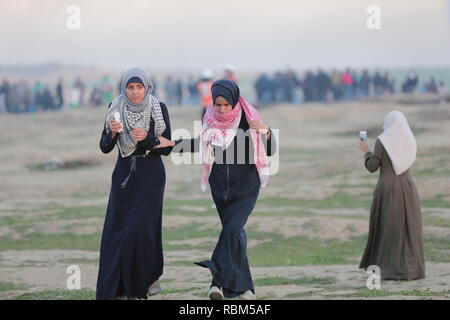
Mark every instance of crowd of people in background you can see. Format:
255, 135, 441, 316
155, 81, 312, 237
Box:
0, 66, 448, 114
0, 75, 116, 113
254, 69, 449, 105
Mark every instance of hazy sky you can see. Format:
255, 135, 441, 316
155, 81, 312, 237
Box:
1, 0, 450, 71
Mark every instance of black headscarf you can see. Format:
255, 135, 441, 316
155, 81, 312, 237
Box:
211, 79, 240, 108
126, 76, 145, 87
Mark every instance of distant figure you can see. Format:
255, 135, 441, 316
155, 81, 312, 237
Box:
351, 70, 360, 100
223, 64, 238, 83
402, 70, 419, 93
175, 78, 183, 106
164, 76, 177, 106
101, 75, 114, 105
254, 73, 272, 105
33, 81, 44, 111
359, 70, 371, 99
330, 69, 343, 101
358, 111, 425, 280
69, 84, 81, 110
284, 70, 300, 103
0, 79, 10, 112
0, 87, 5, 113
373, 71, 384, 96
187, 75, 199, 106
74, 78, 86, 107
341, 69, 353, 101
383, 72, 395, 94
197, 69, 214, 119
425, 77, 438, 93
90, 86, 103, 107
316, 68, 330, 102
437, 81, 449, 103
56, 78, 64, 109
302, 71, 317, 102
41, 86, 55, 111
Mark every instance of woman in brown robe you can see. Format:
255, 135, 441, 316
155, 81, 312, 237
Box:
358, 110, 425, 280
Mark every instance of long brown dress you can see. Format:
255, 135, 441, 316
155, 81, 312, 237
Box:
359, 139, 425, 280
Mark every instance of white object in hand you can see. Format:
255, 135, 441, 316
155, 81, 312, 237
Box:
359, 131, 367, 141
113, 112, 123, 133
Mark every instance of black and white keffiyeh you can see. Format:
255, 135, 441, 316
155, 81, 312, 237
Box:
105, 68, 166, 157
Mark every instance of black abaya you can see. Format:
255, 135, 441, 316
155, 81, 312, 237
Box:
96, 102, 172, 300
174, 111, 276, 298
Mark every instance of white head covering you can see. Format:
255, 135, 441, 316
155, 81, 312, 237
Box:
378, 110, 417, 175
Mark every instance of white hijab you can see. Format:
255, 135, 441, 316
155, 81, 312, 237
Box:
378, 111, 417, 175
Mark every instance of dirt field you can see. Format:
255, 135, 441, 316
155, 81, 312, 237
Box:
1, 98, 449, 300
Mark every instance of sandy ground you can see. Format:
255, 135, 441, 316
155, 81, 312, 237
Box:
1, 249, 449, 300
0, 97, 449, 299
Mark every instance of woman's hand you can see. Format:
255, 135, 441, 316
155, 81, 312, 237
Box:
359, 140, 371, 153
154, 136, 175, 149
249, 120, 269, 133
109, 119, 123, 134
132, 127, 148, 142
249, 120, 271, 139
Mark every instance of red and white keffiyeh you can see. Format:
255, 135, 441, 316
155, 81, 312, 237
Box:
199, 96, 270, 191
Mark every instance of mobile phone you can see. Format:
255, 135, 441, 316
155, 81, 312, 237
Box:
113, 112, 123, 133
359, 131, 367, 141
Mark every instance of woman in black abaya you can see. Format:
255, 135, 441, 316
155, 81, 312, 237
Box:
96, 68, 172, 300
155, 79, 276, 300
